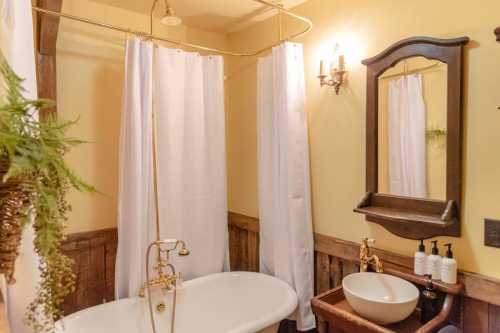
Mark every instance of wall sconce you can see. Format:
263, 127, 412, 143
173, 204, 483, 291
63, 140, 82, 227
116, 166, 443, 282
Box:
317, 45, 347, 95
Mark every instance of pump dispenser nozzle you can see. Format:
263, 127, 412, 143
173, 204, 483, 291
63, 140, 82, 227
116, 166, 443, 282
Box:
431, 240, 439, 255
444, 243, 453, 258
419, 239, 425, 252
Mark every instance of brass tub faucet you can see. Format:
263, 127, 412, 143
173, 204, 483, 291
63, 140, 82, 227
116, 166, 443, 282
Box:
141, 239, 190, 333
360, 238, 383, 273
139, 239, 190, 298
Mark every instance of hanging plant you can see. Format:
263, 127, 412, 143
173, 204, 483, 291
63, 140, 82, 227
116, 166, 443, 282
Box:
0, 51, 95, 332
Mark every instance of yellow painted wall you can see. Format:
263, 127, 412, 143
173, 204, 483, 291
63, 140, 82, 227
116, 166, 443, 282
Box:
58, 0, 227, 233
226, 0, 500, 279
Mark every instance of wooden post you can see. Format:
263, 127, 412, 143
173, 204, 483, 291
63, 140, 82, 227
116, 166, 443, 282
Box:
35, 0, 63, 117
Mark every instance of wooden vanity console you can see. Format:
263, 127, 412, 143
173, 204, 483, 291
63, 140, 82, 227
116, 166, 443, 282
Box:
311, 266, 463, 333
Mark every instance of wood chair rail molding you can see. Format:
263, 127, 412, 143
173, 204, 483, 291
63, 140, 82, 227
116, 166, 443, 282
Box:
356, 36, 470, 240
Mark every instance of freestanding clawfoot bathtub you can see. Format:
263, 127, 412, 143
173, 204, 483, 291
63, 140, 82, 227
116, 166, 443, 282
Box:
55, 272, 298, 333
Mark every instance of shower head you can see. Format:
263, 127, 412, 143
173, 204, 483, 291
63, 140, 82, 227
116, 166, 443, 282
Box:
161, 15, 182, 27
160, 1, 182, 26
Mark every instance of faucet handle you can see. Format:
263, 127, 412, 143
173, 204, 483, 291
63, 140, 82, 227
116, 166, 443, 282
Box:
362, 237, 375, 245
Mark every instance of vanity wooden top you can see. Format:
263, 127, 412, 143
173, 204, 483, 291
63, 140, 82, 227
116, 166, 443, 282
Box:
312, 263, 463, 333
313, 287, 424, 333
312, 285, 458, 333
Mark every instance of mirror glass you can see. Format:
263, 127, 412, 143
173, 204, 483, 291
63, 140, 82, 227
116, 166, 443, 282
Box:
377, 56, 447, 200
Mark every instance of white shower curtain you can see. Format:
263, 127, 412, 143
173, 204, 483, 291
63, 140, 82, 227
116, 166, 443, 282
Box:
388, 74, 427, 198
115, 39, 155, 298
154, 47, 228, 280
257, 43, 315, 331
116, 39, 227, 298
0, 1, 41, 332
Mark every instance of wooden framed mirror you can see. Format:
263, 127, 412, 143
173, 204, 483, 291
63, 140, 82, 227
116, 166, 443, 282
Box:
354, 36, 469, 240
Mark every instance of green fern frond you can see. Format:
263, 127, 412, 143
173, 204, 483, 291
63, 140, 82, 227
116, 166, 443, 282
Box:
0, 50, 95, 332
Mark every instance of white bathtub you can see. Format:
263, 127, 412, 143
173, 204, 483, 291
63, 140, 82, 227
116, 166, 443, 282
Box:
56, 272, 298, 333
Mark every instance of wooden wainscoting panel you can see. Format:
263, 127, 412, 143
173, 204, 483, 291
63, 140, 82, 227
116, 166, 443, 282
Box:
61, 228, 117, 315
461, 271, 500, 306
314, 233, 359, 263
463, 297, 490, 333
59, 213, 500, 333
247, 230, 259, 272
229, 224, 241, 270
239, 227, 249, 271
340, 260, 359, 279
228, 211, 260, 233
489, 304, 500, 333
228, 212, 260, 272
228, 212, 500, 333
329, 257, 343, 288
105, 239, 117, 302
316, 252, 331, 295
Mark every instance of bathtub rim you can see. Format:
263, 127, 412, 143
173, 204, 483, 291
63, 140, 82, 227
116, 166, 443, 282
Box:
56, 271, 298, 333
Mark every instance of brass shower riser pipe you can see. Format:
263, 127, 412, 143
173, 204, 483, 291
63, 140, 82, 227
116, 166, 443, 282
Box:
32, 0, 312, 57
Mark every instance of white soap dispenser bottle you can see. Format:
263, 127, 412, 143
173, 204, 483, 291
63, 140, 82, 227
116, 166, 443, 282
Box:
427, 240, 442, 280
441, 243, 457, 284
414, 239, 427, 275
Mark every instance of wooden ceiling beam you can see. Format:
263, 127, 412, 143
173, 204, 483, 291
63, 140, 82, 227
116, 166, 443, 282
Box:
35, 0, 63, 116
36, 0, 63, 56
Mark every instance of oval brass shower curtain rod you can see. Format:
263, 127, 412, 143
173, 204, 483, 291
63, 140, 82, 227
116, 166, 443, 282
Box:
31, 0, 313, 57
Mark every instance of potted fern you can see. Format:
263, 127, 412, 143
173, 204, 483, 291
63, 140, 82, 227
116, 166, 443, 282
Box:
0, 51, 95, 332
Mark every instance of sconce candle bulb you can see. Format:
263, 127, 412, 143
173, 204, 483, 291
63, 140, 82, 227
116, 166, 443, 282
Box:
319, 60, 326, 76
338, 55, 345, 71
317, 46, 347, 95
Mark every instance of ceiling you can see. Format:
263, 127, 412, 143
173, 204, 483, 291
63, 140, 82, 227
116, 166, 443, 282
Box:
89, 0, 307, 33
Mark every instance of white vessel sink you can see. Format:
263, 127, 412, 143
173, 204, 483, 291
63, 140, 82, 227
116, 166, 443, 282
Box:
342, 272, 419, 325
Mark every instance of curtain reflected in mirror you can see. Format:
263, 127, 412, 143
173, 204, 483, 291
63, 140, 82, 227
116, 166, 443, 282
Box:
378, 57, 447, 200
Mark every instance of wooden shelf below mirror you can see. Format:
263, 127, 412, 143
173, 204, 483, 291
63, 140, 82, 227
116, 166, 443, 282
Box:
354, 193, 458, 240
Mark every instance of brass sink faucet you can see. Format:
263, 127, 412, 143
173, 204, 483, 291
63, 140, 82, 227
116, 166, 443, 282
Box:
360, 238, 383, 273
